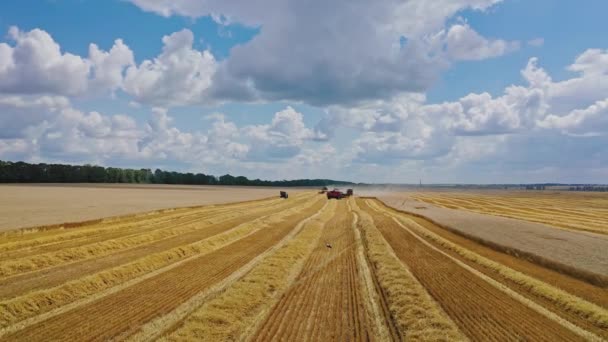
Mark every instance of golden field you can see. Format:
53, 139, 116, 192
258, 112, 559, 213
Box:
0, 190, 606, 341
0, 184, 298, 232
412, 190, 608, 234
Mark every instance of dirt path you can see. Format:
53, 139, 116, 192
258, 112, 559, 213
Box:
359, 199, 583, 342
251, 200, 390, 341
0, 199, 325, 341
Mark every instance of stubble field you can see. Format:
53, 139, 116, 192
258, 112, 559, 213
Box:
411, 190, 608, 235
0, 190, 606, 341
0, 184, 293, 232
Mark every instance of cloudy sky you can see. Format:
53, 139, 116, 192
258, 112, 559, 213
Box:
0, 0, 606, 183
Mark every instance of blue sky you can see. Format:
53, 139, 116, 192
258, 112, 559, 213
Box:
0, 0, 607, 183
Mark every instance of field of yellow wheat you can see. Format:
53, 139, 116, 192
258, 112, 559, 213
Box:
0, 191, 606, 341
412, 191, 608, 234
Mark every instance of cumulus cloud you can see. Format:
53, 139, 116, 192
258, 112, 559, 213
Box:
123, 29, 217, 106
0, 94, 70, 139
89, 39, 135, 92
445, 23, 520, 61
316, 49, 608, 179
0, 27, 90, 95
538, 99, 608, 136
0, 3, 518, 107
0, 100, 324, 173
243, 106, 315, 160
128, 0, 511, 106
0, 27, 134, 97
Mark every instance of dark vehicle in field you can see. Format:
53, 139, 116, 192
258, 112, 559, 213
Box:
326, 189, 344, 199
280, 191, 288, 199
346, 189, 353, 196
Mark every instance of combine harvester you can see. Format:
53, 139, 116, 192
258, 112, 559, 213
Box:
326, 189, 343, 199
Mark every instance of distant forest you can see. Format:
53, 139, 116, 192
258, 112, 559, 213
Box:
0, 160, 355, 187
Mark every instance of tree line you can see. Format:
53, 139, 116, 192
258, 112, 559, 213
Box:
569, 186, 608, 192
0, 160, 355, 187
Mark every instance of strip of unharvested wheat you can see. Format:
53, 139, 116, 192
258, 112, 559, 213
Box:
137, 200, 336, 342
0, 195, 312, 278
351, 199, 466, 341
0, 196, 321, 331
368, 199, 608, 333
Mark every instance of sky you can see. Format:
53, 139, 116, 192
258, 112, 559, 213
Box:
0, 0, 607, 183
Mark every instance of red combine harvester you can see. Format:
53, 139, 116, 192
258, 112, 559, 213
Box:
326, 189, 344, 199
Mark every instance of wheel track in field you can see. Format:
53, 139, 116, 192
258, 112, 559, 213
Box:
0, 196, 314, 299
361, 199, 596, 341
0, 197, 326, 342
251, 200, 384, 341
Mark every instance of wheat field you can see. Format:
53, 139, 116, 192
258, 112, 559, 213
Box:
0, 191, 606, 341
412, 191, 608, 234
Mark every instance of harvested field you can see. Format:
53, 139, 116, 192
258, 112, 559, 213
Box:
359, 198, 608, 341
0, 184, 300, 232
1, 190, 605, 341
411, 191, 608, 234
379, 192, 608, 282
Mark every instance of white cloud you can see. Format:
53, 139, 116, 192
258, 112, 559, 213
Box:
0, 94, 70, 139
538, 99, 608, 136
243, 106, 315, 160
0, 101, 324, 171
547, 49, 608, 113
89, 39, 135, 92
128, 0, 510, 106
314, 49, 608, 181
0, 27, 90, 95
0, 27, 134, 97
445, 23, 520, 61
123, 29, 217, 106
